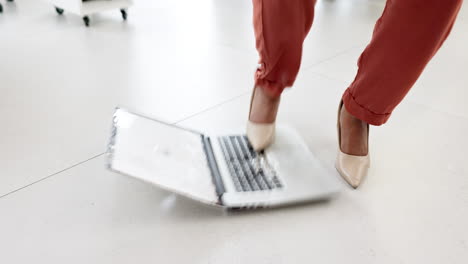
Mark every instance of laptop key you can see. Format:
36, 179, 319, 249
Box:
218, 135, 283, 192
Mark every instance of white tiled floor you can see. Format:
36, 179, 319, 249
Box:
1, 0, 467, 263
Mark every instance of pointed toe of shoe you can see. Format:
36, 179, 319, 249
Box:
246, 121, 275, 151
335, 152, 370, 188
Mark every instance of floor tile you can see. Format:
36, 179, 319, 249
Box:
1, 0, 467, 262
1, 76, 467, 262
301, 0, 386, 68
180, 73, 468, 263
0, 0, 256, 196
307, 11, 468, 119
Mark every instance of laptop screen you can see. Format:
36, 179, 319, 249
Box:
107, 108, 219, 205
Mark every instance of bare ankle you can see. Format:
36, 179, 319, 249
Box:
340, 106, 368, 156
249, 87, 280, 124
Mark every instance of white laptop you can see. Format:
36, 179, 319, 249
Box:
107, 108, 340, 209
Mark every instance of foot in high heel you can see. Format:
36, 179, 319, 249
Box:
247, 86, 280, 151
335, 101, 370, 188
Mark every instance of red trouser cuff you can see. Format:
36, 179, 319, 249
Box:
255, 78, 285, 98
342, 89, 390, 126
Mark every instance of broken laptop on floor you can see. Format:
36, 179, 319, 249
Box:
107, 108, 340, 209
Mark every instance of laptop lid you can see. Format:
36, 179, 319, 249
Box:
107, 108, 221, 205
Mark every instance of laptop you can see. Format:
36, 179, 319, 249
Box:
107, 108, 340, 209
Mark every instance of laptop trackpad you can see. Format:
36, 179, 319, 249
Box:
107, 109, 219, 205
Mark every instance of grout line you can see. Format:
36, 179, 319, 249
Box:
0, 152, 105, 200
302, 45, 362, 71
0, 49, 371, 200
0, 91, 251, 200
304, 70, 468, 121
304, 69, 350, 84
173, 91, 251, 124
405, 99, 468, 122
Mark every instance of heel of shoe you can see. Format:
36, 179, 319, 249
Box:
246, 121, 275, 151
335, 100, 370, 188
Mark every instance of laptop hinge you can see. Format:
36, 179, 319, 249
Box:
201, 135, 225, 204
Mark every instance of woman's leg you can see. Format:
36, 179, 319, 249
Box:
250, 0, 317, 125
340, 0, 463, 156
252, 0, 316, 99
248, 0, 316, 150
343, 0, 463, 126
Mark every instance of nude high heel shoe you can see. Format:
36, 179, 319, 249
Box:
246, 87, 277, 151
335, 100, 370, 188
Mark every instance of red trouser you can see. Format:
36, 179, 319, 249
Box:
253, 0, 463, 125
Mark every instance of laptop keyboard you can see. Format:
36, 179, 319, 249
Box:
218, 135, 283, 192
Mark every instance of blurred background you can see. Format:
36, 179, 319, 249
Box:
0, 0, 467, 263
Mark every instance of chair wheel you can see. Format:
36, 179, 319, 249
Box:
0, 4, 3, 13
7, 0, 14, 2
55, 7, 64, 15
83, 16, 90, 27
120, 9, 127, 20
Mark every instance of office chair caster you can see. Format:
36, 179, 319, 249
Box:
1, 0, 15, 13
120, 9, 127, 20
83, 16, 90, 27
55, 7, 64, 15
